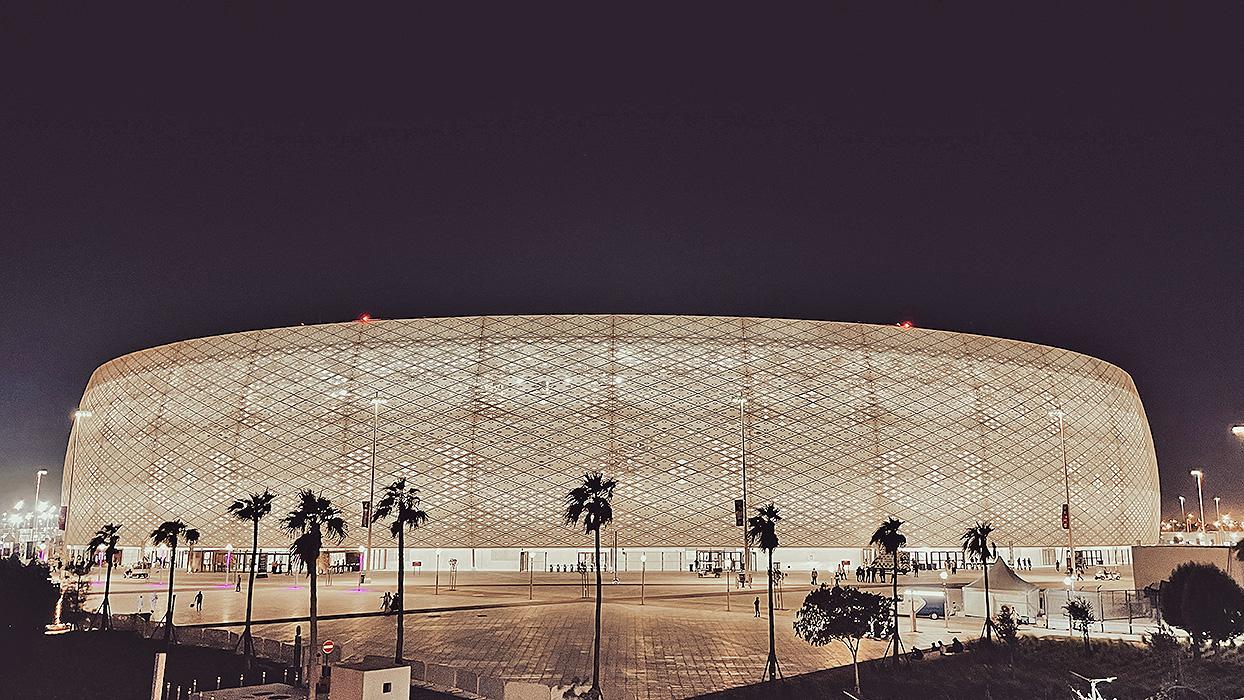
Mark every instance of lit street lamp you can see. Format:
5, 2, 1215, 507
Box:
939, 570, 949, 630
1190, 470, 1206, 531
435, 548, 441, 595
1178, 496, 1187, 533
1049, 410, 1075, 575
640, 554, 647, 605
365, 394, 387, 584
1215, 496, 1222, 527
736, 393, 751, 586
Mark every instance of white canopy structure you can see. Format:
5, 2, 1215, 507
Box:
963, 559, 1040, 618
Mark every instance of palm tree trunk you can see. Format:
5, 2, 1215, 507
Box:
308, 564, 319, 690
766, 549, 777, 680
102, 558, 114, 629
396, 526, 405, 663
243, 518, 259, 667
891, 556, 900, 664
592, 527, 603, 695
983, 565, 992, 641
164, 542, 177, 644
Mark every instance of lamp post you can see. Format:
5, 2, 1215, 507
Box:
1063, 576, 1074, 636
1215, 496, 1222, 527
640, 554, 647, 605
365, 395, 387, 584
528, 550, 534, 601
33, 470, 48, 512
225, 544, 233, 583
1178, 496, 1187, 533
939, 570, 949, 630
435, 548, 441, 595
736, 393, 751, 585
64, 409, 92, 550
1190, 470, 1206, 532
1049, 410, 1075, 576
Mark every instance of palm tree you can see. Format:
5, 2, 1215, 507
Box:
150, 520, 199, 644
961, 521, 998, 641
371, 478, 430, 663
281, 490, 347, 692
746, 503, 782, 681
563, 471, 617, 700
228, 489, 276, 668
869, 517, 907, 665
86, 523, 122, 629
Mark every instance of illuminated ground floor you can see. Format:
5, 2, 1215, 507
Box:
67, 543, 1134, 578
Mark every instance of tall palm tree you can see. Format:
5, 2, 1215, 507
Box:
961, 521, 998, 641
371, 478, 430, 663
746, 503, 782, 682
281, 490, 347, 692
228, 489, 276, 668
86, 523, 121, 629
563, 471, 617, 700
150, 520, 199, 645
869, 517, 907, 665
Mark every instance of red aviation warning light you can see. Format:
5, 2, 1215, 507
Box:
897, 320, 914, 329
357, 313, 373, 323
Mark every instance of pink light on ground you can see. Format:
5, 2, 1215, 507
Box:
286, 586, 303, 590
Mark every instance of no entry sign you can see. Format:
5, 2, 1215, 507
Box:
322, 640, 335, 655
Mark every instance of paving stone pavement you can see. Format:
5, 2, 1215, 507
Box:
88, 568, 1108, 699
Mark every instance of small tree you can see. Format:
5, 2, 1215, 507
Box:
1144, 622, 1184, 681
793, 584, 890, 694
994, 605, 1020, 665
0, 555, 59, 637
1064, 597, 1096, 651
747, 503, 782, 682
1161, 562, 1244, 658
86, 523, 122, 629
869, 517, 906, 665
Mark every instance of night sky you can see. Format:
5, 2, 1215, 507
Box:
2, 7, 1242, 519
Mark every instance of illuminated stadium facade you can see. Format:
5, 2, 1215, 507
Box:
61, 315, 1160, 573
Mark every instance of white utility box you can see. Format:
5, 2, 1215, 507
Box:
329, 658, 411, 700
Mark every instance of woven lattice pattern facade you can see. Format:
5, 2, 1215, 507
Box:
61, 315, 1160, 550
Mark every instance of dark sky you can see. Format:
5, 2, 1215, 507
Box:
2, 7, 1242, 519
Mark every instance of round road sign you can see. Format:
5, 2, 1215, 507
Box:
322, 640, 335, 655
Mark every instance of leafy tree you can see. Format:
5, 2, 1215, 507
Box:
563, 472, 616, 700
994, 605, 1020, 664
227, 489, 276, 668
0, 555, 59, 637
1161, 562, 1244, 658
86, 523, 122, 629
281, 490, 347, 691
869, 516, 906, 665
1064, 597, 1097, 651
371, 478, 429, 664
1144, 622, 1184, 681
61, 559, 93, 624
150, 520, 199, 645
961, 521, 998, 641
747, 503, 782, 681
793, 584, 889, 694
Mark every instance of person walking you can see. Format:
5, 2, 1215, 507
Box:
753, 596, 761, 618
137, 593, 146, 614
193, 590, 204, 611
235, 574, 242, 592
811, 569, 818, 587
151, 592, 160, 617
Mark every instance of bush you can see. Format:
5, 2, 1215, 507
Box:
1064, 597, 1097, 651
0, 555, 59, 637
1161, 562, 1244, 657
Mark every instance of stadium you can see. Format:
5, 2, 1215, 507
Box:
60, 315, 1160, 575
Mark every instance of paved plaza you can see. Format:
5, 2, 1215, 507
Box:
86, 567, 1138, 699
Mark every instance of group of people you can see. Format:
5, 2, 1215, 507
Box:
854, 565, 890, 583
910, 637, 964, 660
380, 590, 400, 613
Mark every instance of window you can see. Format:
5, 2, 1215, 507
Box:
383, 681, 392, 693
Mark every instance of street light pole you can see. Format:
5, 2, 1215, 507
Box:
366, 395, 387, 583
64, 409, 92, 550
1178, 496, 1187, 533
737, 393, 751, 585
1190, 470, 1206, 531
1049, 410, 1075, 577
1215, 496, 1222, 526
435, 549, 441, 595
640, 554, 646, 605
